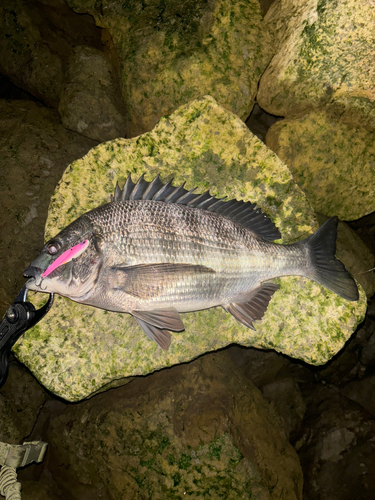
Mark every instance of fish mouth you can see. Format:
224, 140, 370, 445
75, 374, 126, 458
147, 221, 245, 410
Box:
23, 265, 44, 279
23, 266, 44, 290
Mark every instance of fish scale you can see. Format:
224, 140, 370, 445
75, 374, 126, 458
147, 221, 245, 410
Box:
24, 173, 359, 350
90, 203, 252, 308
90, 202, 239, 266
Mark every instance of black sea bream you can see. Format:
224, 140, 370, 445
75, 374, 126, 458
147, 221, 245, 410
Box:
24, 174, 359, 350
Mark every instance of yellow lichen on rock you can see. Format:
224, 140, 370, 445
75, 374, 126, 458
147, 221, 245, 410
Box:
266, 111, 375, 220
259, 0, 375, 130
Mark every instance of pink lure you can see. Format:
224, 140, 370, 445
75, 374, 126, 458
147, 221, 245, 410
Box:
41, 240, 89, 278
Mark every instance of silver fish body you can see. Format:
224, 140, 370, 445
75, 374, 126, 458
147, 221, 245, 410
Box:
24, 174, 359, 350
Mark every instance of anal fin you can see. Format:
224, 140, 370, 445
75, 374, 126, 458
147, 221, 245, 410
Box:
224, 282, 280, 330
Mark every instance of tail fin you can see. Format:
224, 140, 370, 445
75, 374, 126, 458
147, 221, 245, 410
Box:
304, 217, 359, 301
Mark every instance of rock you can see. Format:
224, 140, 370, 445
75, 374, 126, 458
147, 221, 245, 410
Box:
259, 0, 276, 16
13, 97, 366, 401
245, 104, 282, 143
341, 375, 375, 417
258, 0, 375, 130
262, 377, 306, 440
15, 476, 65, 500
67, 0, 273, 136
315, 345, 360, 387
0, 100, 97, 311
334, 221, 375, 299
44, 350, 303, 499
266, 112, 375, 220
228, 346, 288, 388
58, 46, 127, 142
348, 211, 375, 255
228, 346, 314, 440
0, 0, 102, 107
0, 0, 64, 106
0, 361, 46, 443
314, 314, 375, 387
360, 328, 375, 366
297, 389, 375, 500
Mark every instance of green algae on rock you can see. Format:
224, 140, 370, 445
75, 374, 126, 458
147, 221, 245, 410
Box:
266, 111, 375, 221
258, 0, 375, 130
67, 0, 273, 136
13, 97, 366, 401
45, 351, 303, 499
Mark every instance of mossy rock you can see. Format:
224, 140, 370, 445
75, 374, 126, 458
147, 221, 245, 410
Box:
67, 0, 273, 136
13, 97, 366, 401
45, 350, 303, 499
266, 111, 375, 220
258, 0, 375, 130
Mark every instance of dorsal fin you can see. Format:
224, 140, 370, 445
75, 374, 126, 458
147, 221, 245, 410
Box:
111, 173, 281, 241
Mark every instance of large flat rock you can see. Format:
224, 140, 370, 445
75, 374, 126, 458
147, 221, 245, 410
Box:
13, 97, 366, 401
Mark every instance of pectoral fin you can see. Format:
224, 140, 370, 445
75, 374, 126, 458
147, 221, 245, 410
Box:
111, 263, 215, 299
224, 283, 280, 329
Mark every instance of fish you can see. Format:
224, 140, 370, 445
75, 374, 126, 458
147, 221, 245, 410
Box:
24, 173, 359, 350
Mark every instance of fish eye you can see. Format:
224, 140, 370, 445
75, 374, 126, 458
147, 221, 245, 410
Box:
46, 240, 61, 255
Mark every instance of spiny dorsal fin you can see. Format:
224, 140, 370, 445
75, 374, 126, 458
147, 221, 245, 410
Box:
111, 173, 281, 241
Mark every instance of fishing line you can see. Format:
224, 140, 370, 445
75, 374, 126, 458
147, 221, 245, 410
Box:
354, 268, 375, 276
